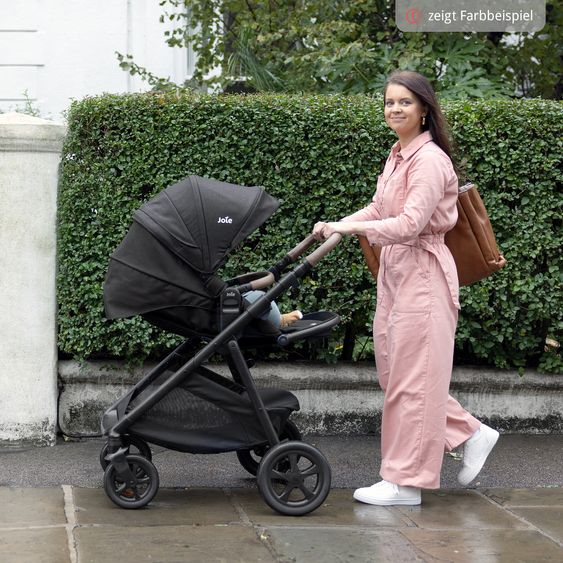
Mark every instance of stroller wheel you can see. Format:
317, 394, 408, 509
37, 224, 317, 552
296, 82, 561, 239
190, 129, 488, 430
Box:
103, 454, 159, 509
237, 420, 302, 476
99, 435, 152, 470
257, 441, 331, 516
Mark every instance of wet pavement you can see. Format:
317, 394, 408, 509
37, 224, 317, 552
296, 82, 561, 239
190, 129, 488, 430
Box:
1, 486, 562, 562
1, 435, 562, 561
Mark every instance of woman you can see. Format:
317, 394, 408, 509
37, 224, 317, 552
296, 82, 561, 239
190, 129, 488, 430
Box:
313, 70, 499, 506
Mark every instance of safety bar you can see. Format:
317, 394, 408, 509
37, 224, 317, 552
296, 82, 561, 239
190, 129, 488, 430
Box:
277, 312, 340, 347
244, 232, 342, 291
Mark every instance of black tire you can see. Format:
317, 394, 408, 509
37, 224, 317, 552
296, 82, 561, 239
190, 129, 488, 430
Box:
257, 441, 331, 516
103, 454, 159, 509
237, 420, 302, 476
99, 435, 152, 470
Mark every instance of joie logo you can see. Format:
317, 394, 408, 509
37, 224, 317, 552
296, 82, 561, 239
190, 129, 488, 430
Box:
217, 216, 233, 224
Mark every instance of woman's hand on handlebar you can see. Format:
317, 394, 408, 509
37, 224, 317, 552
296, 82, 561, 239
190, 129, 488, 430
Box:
313, 221, 356, 241
313, 221, 341, 240
313, 221, 328, 241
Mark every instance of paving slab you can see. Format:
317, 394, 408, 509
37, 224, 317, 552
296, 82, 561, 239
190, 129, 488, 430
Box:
265, 528, 425, 562
75, 525, 275, 563
395, 490, 527, 530
0, 488, 66, 527
508, 507, 563, 544
0, 528, 70, 563
73, 487, 241, 527
232, 488, 410, 528
482, 487, 563, 507
400, 529, 563, 563
481, 487, 563, 545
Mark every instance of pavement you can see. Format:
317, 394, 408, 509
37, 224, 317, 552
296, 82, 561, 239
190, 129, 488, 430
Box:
1, 434, 562, 562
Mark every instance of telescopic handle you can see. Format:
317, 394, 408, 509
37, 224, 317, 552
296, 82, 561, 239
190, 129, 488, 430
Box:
247, 232, 341, 290
304, 233, 342, 267
287, 234, 317, 261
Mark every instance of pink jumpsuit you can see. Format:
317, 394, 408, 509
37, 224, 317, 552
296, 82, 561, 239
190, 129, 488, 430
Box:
343, 131, 480, 489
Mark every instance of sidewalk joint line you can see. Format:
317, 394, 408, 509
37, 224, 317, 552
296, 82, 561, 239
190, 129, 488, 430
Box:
223, 488, 252, 526
223, 488, 284, 561
475, 490, 563, 548
388, 505, 419, 527
62, 485, 79, 563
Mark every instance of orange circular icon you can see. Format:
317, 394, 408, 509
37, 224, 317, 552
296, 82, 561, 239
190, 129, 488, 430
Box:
405, 7, 421, 24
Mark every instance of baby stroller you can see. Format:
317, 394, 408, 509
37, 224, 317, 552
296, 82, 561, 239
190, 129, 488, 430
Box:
100, 175, 341, 516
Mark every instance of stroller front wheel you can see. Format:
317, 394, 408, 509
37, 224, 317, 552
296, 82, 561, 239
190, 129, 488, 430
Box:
237, 420, 302, 476
257, 441, 331, 516
99, 435, 152, 470
103, 454, 159, 509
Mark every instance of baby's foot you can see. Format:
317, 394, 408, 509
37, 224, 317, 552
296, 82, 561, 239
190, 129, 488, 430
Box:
280, 310, 303, 327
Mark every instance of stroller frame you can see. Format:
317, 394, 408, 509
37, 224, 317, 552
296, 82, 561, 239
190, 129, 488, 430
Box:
101, 233, 341, 516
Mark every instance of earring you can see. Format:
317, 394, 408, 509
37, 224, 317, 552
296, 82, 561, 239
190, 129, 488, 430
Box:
422, 115, 426, 126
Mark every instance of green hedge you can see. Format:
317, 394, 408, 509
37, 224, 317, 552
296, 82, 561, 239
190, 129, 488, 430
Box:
57, 93, 562, 372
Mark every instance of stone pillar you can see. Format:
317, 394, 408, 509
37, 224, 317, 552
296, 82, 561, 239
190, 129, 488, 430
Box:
0, 112, 66, 445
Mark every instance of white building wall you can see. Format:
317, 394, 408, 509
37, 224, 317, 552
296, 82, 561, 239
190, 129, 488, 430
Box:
0, 0, 192, 120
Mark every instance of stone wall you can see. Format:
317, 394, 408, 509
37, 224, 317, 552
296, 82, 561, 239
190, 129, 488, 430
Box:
58, 360, 563, 437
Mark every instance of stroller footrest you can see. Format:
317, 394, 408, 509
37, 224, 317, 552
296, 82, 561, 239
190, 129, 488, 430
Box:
277, 311, 340, 347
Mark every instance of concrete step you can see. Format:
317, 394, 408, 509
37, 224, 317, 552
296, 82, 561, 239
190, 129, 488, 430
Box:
57, 361, 563, 437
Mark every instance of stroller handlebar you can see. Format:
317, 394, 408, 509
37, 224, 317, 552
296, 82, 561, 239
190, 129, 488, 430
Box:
305, 233, 342, 267
246, 232, 341, 290
286, 232, 343, 265
286, 233, 317, 261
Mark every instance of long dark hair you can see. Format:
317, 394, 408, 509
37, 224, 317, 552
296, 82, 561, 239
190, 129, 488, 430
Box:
384, 70, 457, 170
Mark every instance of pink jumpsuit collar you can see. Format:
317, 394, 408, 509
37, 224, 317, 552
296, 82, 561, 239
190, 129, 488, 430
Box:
392, 130, 434, 161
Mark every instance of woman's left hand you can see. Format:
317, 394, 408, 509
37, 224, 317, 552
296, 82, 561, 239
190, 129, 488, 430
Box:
314, 221, 360, 240
321, 222, 343, 239
313, 221, 338, 240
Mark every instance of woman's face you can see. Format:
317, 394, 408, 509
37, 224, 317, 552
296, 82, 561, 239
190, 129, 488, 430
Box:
384, 83, 426, 141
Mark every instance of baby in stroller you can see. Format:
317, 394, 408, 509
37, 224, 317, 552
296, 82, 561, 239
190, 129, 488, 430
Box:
101, 175, 341, 516
243, 290, 302, 328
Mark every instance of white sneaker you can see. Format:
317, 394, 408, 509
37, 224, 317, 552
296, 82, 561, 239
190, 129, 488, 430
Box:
458, 424, 499, 486
353, 480, 421, 506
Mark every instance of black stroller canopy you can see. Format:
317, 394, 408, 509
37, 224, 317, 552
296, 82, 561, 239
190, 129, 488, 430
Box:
134, 175, 279, 274
104, 176, 279, 328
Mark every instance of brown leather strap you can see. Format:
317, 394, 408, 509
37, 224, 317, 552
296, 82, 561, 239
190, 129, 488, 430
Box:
358, 235, 381, 281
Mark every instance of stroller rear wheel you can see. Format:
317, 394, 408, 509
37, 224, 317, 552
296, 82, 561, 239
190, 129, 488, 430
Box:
99, 435, 152, 470
103, 454, 159, 509
236, 420, 302, 476
257, 441, 331, 516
